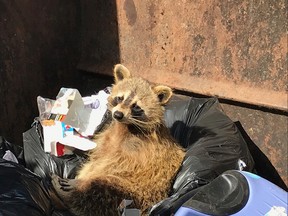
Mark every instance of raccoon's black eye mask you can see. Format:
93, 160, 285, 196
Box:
112, 96, 124, 106
131, 103, 144, 118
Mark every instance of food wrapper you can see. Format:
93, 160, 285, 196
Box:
37, 87, 110, 155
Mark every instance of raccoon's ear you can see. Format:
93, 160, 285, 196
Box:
113, 64, 131, 83
152, 85, 173, 105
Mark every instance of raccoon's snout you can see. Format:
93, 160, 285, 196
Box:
113, 111, 124, 120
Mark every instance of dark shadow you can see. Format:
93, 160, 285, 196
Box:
174, 89, 288, 116
169, 122, 217, 149
77, 0, 120, 75
219, 98, 288, 116
76, 71, 114, 96
235, 121, 288, 191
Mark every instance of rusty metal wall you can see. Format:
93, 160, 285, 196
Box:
113, 0, 288, 185
78, 0, 287, 186
0, 1, 81, 145
114, 0, 287, 110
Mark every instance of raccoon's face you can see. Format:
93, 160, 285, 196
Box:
107, 64, 173, 130
108, 78, 160, 127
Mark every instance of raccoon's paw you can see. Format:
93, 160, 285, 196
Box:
51, 174, 77, 201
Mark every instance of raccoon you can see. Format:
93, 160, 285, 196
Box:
51, 64, 185, 215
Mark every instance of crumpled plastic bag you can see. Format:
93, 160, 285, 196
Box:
149, 95, 255, 215
0, 136, 24, 165
23, 120, 87, 180
0, 159, 52, 216
167, 96, 254, 192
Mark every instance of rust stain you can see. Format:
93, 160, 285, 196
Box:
124, 0, 137, 26
115, 0, 287, 110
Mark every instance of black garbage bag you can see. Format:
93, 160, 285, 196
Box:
167, 96, 254, 191
20, 95, 255, 216
22, 121, 84, 216
0, 136, 25, 165
0, 159, 52, 216
23, 120, 87, 181
149, 95, 255, 215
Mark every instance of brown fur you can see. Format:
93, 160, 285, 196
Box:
51, 64, 185, 215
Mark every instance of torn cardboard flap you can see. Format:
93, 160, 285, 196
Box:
38, 87, 110, 155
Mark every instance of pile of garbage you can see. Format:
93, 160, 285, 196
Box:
0, 87, 286, 216
37, 87, 110, 156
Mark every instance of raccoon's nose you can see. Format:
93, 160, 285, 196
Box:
113, 111, 124, 120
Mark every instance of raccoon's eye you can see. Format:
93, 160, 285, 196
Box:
116, 96, 124, 103
112, 96, 124, 106
131, 103, 143, 114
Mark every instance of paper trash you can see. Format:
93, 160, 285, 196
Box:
37, 87, 110, 155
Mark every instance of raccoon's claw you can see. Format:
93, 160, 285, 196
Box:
60, 180, 76, 192
58, 178, 72, 189
51, 174, 77, 192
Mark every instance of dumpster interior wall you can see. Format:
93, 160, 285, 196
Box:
0, 0, 117, 142
0, 0, 287, 187
0, 1, 82, 145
